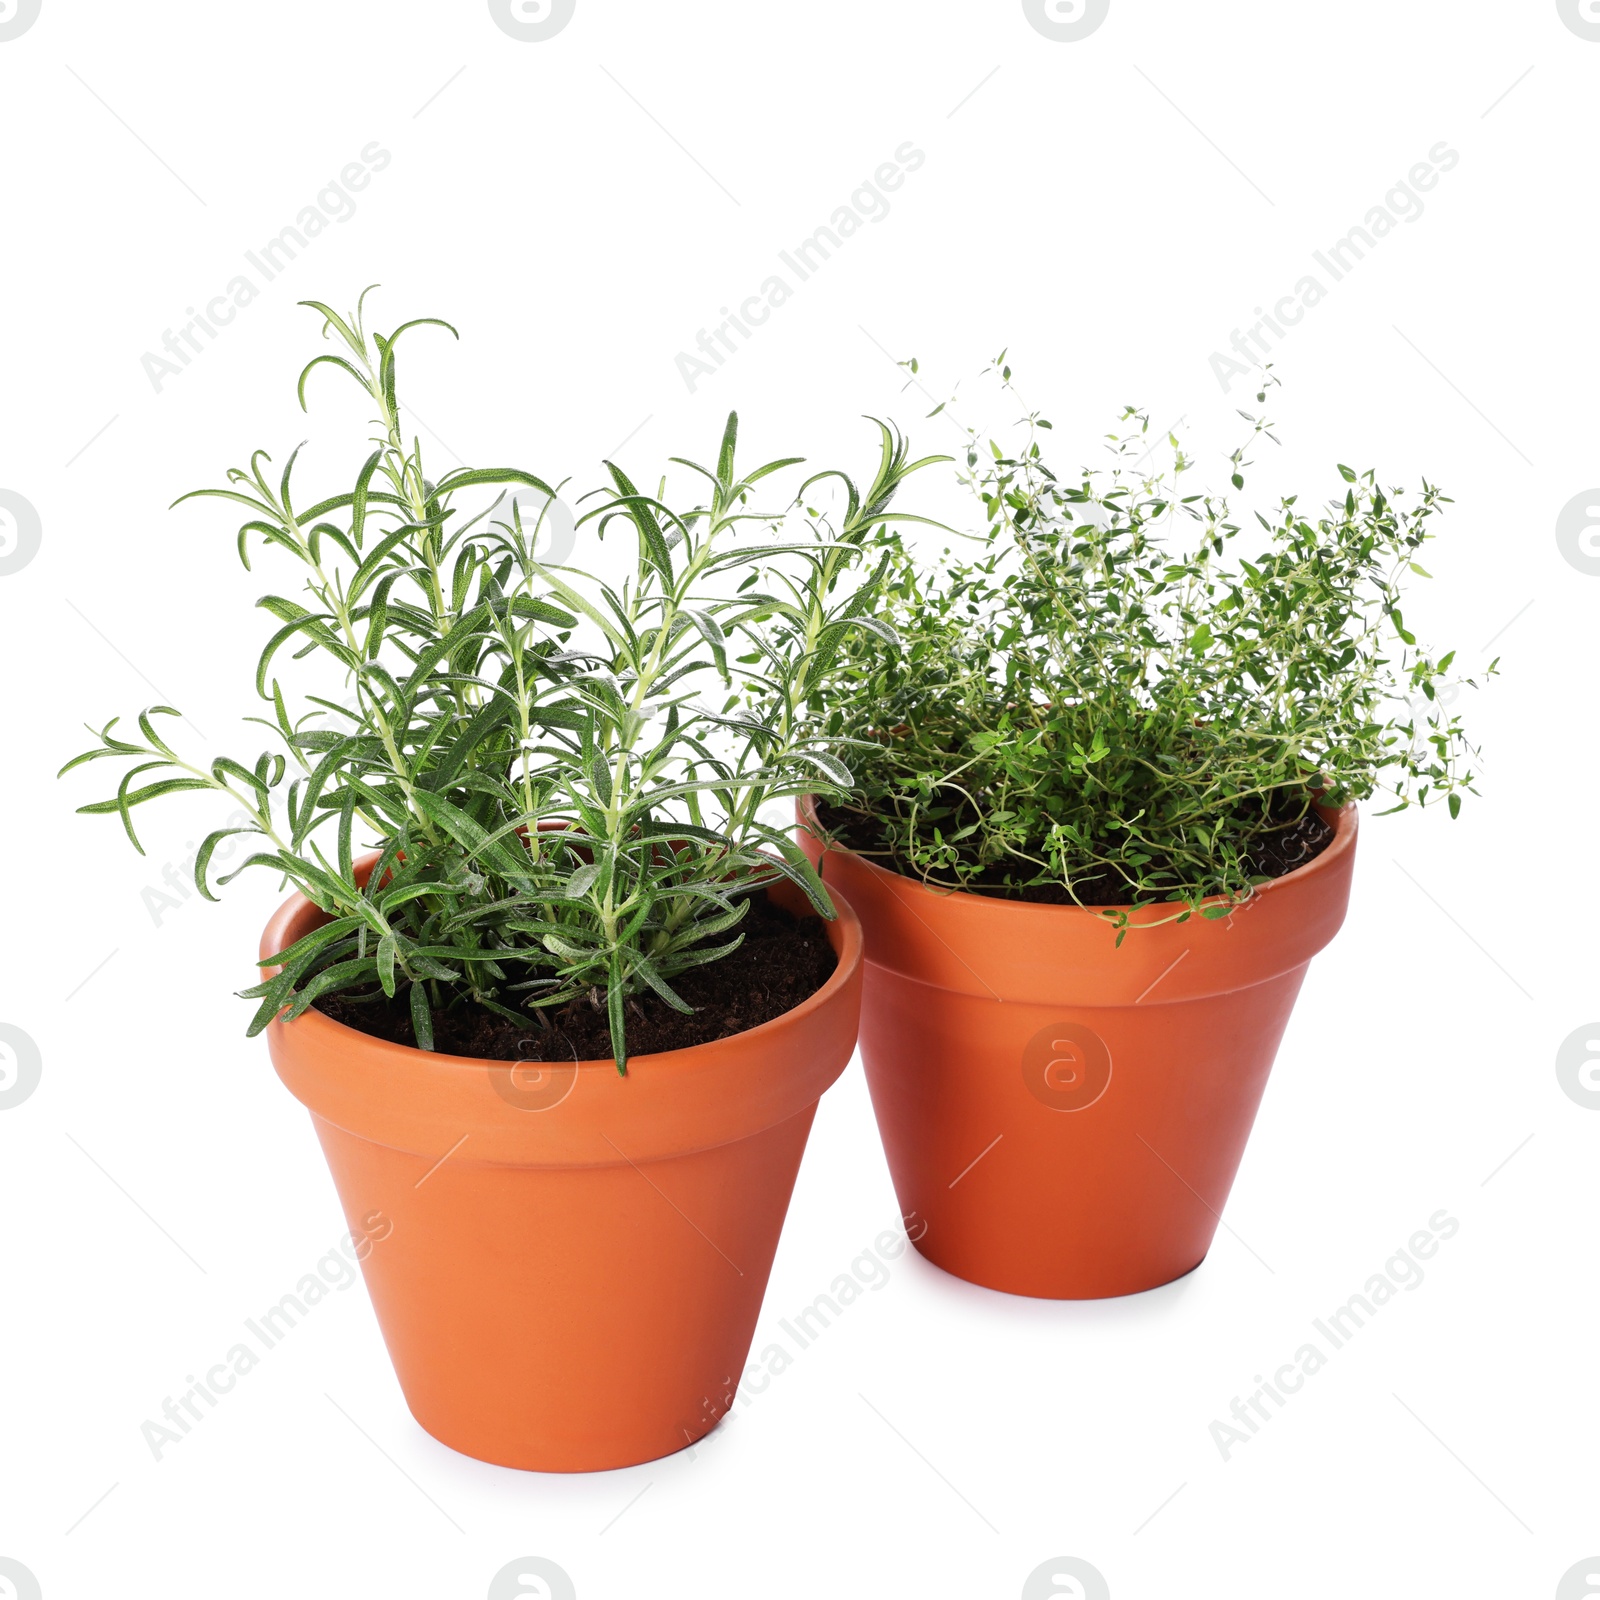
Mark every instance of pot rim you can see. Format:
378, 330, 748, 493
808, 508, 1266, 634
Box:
798, 793, 1358, 922
258, 854, 863, 1076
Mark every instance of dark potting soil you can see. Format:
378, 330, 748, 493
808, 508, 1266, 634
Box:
314, 894, 838, 1062
814, 792, 1335, 907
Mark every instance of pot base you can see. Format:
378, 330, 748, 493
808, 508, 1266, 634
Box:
313, 1105, 812, 1474
858, 971, 1303, 1300
405, 1395, 723, 1474
908, 1229, 1209, 1301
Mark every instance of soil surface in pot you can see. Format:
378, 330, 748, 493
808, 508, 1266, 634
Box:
314, 895, 838, 1062
814, 792, 1335, 907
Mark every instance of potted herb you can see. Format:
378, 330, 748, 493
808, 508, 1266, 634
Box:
63, 294, 939, 1469
798, 365, 1488, 1299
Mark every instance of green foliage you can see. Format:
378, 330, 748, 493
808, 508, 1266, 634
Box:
814, 362, 1490, 928
63, 291, 941, 1068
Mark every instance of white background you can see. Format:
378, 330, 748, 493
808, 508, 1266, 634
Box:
1, 2, 1596, 1597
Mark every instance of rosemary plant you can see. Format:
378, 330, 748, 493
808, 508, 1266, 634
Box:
814, 362, 1489, 927
63, 293, 940, 1068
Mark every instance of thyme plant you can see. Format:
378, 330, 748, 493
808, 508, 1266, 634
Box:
63, 293, 939, 1067
814, 363, 1489, 926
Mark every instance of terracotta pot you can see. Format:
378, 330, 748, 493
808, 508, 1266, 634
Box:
260, 859, 862, 1471
797, 797, 1357, 1299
